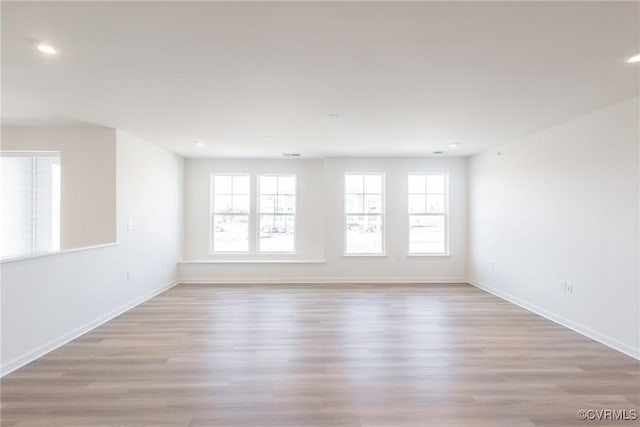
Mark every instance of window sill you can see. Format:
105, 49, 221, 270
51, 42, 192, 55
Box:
407, 253, 451, 257
342, 254, 387, 257
179, 259, 326, 264
209, 252, 297, 255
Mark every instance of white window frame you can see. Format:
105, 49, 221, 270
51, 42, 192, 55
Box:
407, 172, 449, 256
210, 173, 251, 253
344, 172, 386, 256
256, 174, 297, 254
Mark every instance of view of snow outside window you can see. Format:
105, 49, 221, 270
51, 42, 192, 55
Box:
345, 173, 384, 254
408, 173, 447, 254
211, 175, 250, 252
258, 175, 296, 252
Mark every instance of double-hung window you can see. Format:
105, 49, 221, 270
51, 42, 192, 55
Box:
345, 173, 384, 255
1, 152, 61, 259
258, 175, 296, 252
211, 174, 250, 252
408, 173, 448, 254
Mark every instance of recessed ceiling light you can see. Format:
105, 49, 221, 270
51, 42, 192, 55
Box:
627, 53, 640, 64
36, 43, 58, 55
195, 139, 206, 147
449, 143, 459, 148
328, 114, 340, 119
433, 151, 444, 155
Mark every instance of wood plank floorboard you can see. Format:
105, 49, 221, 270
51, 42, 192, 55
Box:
1, 284, 638, 426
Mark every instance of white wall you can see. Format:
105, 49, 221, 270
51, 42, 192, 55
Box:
468, 97, 640, 357
181, 156, 467, 283
1, 127, 117, 249
0, 129, 184, 375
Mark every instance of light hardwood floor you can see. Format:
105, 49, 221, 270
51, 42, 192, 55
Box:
1, 284, 638, 426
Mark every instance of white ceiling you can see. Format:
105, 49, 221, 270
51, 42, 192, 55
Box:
2, 1, 638, 158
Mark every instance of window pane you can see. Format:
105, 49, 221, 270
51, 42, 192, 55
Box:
409, 194, 426, 213
259, 195, 275, 213
409, 215, 445, 254
214, 175, 232, 194
213, 195, 233, 213
278, 176, 296, 194
34, 157, 59, 253
233, 175, 250, 194
1, 157, 34, 258
260, 215, 295, 252
364, 174, 382, 194
426, 175, 445, 194
345, 174, 363, 194
213, 214, 249, 252
50, 163, 61, 252
364, 194, 382, 213
346, 215, 383, 254
260, 176, 277, 194
426, 194, 445, 213
408, 175, 426, 194
277, 195, 295, 213
233, 195, 250, 213
345, 194, 364, 213
1, 154, 61, 259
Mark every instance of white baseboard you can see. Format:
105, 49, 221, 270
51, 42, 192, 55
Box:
469, 278, 640, 360
178, 277, 469, 285
0, 280, 179, 377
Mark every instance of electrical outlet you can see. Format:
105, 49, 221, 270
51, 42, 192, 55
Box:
126, 271, 131, 280
560, 281, 574, 294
